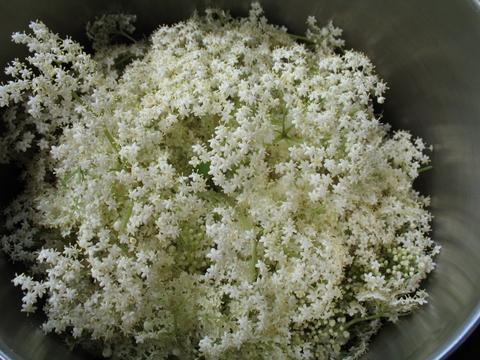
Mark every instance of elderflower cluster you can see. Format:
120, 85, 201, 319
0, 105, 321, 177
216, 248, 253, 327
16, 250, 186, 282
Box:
0, 3, 438, 359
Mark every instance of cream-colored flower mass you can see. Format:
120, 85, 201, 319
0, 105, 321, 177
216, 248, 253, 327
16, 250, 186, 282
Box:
0, 3, 438, 359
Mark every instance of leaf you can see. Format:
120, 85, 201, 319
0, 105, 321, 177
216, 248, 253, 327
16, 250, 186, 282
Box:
194, 161, 211, 177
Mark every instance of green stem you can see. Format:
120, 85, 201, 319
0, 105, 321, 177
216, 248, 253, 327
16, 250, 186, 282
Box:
418, 165, 433, 173
286, 33, 315, 43
250, 238, 258, 283
282, 246, 302, 259
344, 311, 411, 329
119, 199, 134, 234
80, 269, 91, 277
291, 206, 326, 219
112, 30, 138, 44
118, 242, 132, 257
103, 125, 120, 154
222, 194, 254, 231
61, 167, 80, 187
71, 90, 85, 106
103, 125, 132, 169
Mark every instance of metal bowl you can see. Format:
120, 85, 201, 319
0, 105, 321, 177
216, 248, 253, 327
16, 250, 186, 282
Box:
1, 1, 480, 359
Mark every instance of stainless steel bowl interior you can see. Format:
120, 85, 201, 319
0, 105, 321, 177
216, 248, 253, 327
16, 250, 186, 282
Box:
1, 1, 480, 359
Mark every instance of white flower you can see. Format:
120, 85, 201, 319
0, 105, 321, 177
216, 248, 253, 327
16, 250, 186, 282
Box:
0, 3, 437, 360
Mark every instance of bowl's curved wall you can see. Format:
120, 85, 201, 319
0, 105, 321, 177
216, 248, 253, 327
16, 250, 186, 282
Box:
1, 1, 480, 359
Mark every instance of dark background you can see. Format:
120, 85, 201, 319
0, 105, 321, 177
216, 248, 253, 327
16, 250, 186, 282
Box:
450, 325, 479, 359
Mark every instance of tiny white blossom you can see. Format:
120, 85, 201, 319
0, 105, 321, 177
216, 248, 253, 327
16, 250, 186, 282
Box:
0, 3, 436, 360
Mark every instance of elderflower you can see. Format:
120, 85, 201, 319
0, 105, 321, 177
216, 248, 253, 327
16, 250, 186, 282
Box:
0, 3, 438, 359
